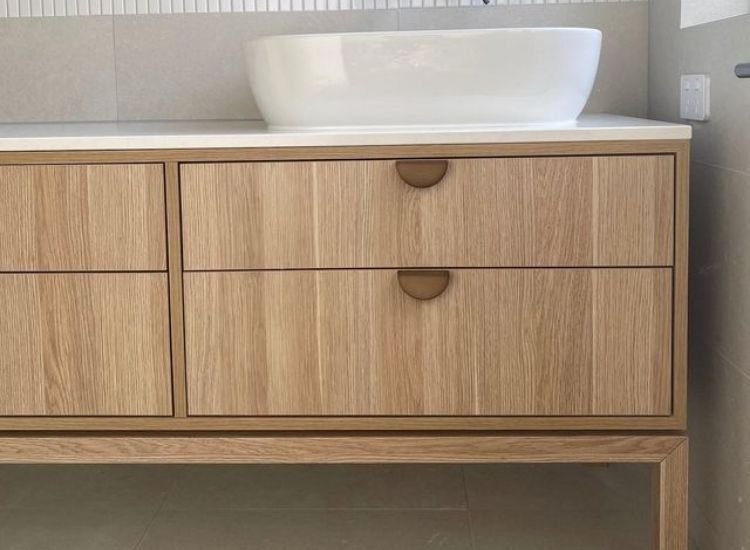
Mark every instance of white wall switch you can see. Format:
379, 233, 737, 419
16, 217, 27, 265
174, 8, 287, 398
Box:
680, 74, 711, 121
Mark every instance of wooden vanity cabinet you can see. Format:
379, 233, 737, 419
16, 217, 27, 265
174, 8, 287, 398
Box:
0, 138, 689, 549
0, 140, 688, 430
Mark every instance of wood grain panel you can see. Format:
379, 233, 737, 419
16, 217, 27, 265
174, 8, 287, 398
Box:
0, 164, 166, 271
181, 156, 673, 270
673, 144, 690, 428
0, 274, 172, 416
184, 269, 672, 417
0, 140, 692, 165
652, 440, 689, 550
0, 415, 685, 432
0, 435, 686, 465
593, 270, 673, 415
593, 156, 674, 265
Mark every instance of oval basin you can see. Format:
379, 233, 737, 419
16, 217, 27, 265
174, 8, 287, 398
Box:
245, 28, 602, 130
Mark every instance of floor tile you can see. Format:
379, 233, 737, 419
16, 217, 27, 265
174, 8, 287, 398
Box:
136, 509, 473, 550
0, 467, 34, 508
471, 507, 650, 550
163, 464, 466, 510
10, 465, 178, 512
0, 507, 154, 550
464, 464, 651, 512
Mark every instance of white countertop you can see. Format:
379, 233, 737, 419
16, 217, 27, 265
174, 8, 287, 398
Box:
0, 115, 691, 152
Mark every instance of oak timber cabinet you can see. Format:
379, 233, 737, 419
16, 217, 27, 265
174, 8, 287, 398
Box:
0, 139, 689, 549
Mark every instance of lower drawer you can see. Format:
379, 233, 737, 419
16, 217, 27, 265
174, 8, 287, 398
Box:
184, 269, 672, 417
0, 274, 172, 416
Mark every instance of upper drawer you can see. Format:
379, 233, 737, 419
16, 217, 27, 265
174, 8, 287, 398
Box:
0, 164, 166, 271
181, 156, 674, 270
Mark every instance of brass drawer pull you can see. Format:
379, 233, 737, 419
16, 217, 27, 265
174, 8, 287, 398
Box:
395, 160, 448, 188
397, 270, 451, 300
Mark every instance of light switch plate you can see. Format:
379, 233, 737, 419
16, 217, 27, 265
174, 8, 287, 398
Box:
680, 74, 710, 121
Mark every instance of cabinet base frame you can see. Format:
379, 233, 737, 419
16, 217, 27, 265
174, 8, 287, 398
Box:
0, 433, 687, 549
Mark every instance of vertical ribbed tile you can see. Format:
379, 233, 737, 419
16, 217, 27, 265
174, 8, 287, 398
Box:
0, 0, 647, 16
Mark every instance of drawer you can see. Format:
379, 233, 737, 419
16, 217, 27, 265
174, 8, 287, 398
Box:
0, 274, 172, 416
181, 156, 674, 270
184, 268, 672, 417
0, 164, 166, 271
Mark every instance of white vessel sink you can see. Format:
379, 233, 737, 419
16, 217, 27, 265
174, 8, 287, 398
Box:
245, 28, 602, 131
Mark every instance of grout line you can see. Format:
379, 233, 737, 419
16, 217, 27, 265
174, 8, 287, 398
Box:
460, 465, 478, 550
693, 159, 750, 179
154, 505, 474, 512
712, 345, 750, 385
131, 475, 175, 550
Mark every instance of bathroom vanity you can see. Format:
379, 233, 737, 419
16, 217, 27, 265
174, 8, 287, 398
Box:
0, 115, 690, 549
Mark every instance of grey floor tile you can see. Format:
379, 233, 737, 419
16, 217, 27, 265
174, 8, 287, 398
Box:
9, 465, 178, 512
136, 509, 473, 550
0, 468, 34, 508
162, 464, 467, 511
464, 464, 650, 512
0, 507, 154, 550
471, 508, 650, 550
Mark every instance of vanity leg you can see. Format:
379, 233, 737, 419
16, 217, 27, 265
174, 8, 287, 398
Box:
652, 439, 689, 550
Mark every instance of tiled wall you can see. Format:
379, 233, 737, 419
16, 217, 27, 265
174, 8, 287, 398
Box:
649, 2, 750, 549
0, 1, 649, 122
681, 0, 750, 27
0, 0, 647, 18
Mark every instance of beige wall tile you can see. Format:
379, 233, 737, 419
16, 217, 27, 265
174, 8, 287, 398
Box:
690, 162, 750, 377
650, 4, 750, 548
398, 3, 650, 118
689, 345, 750, 550
649, 0, 750, 174
113, 11, 398, 121
0, 17, 117, 123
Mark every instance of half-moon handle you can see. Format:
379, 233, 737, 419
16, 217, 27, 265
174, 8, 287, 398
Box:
397, 270, 451, 301
395, 160, 449, 188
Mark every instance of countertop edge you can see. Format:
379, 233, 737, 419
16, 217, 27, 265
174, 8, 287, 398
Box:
0, 117, 693, 153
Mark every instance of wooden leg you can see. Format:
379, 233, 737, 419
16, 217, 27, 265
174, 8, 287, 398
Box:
652, 439, 689, 550
0, 432, 689, 546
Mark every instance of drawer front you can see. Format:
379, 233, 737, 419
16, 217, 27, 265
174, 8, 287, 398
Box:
0, 164, 166, 271
181, 156, 674, 270
0, 274, 172, 416
184, 269, 672, 417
